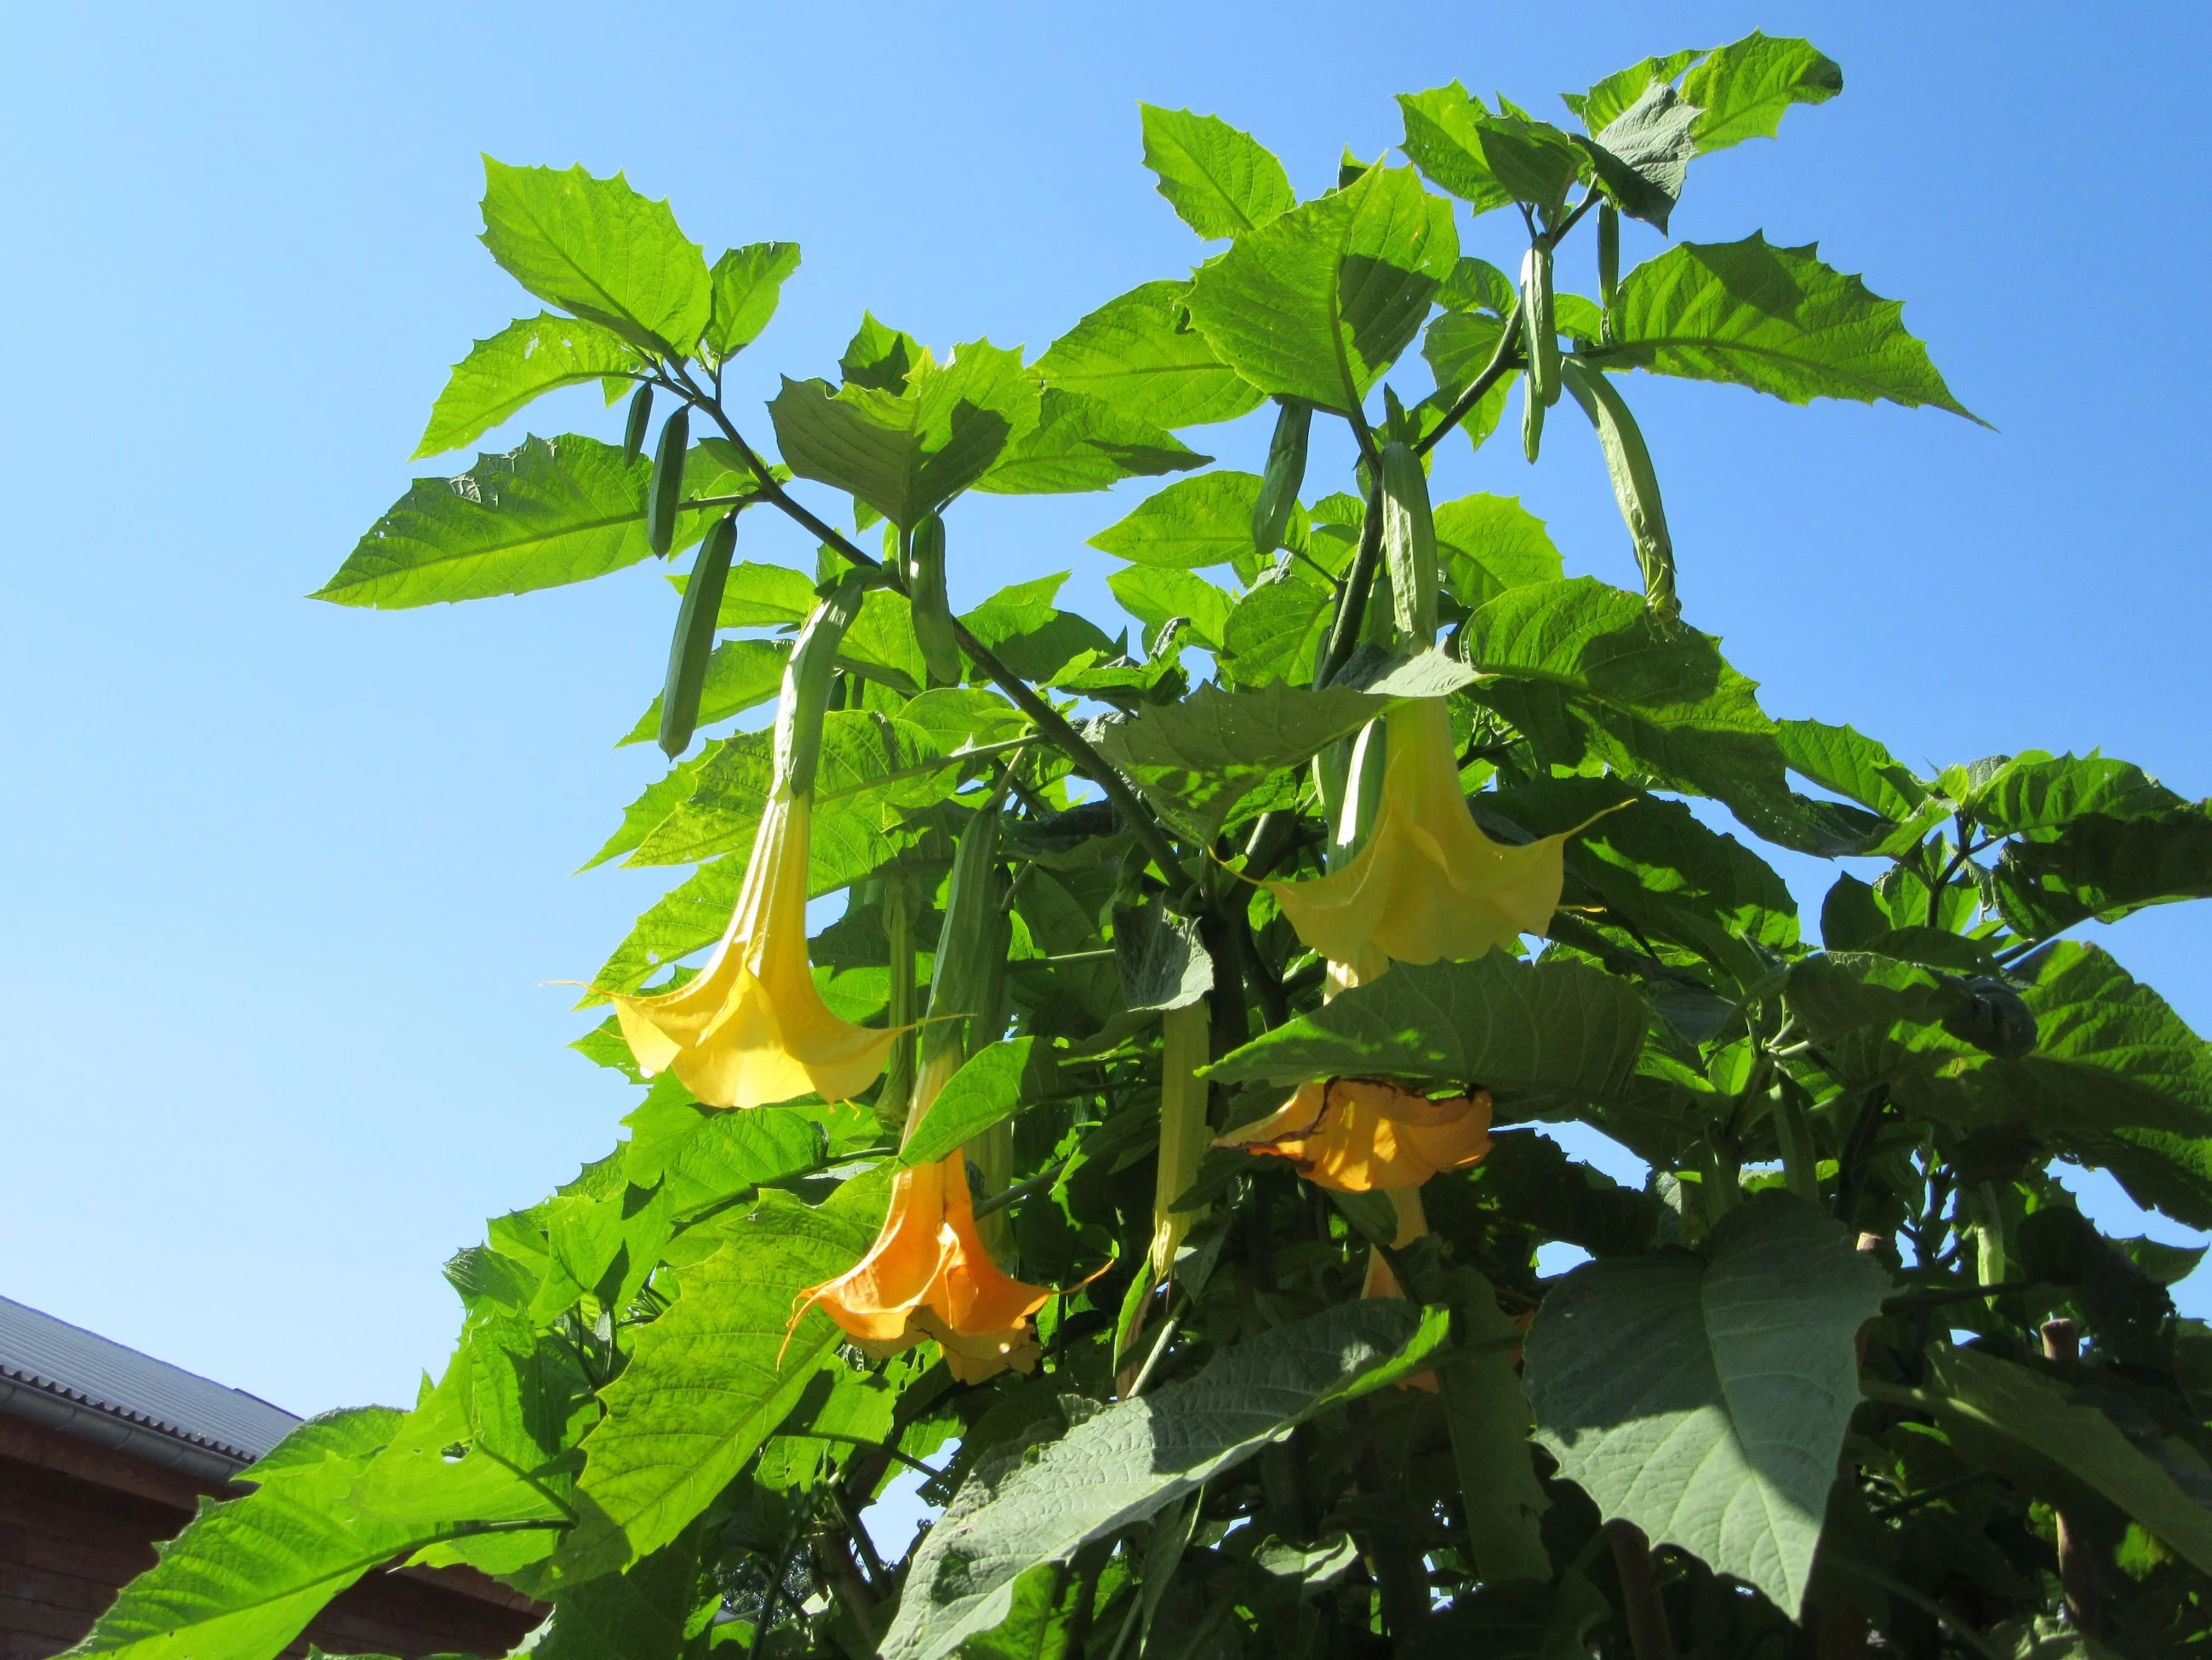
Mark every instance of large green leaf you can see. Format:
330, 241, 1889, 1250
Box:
1906, 1348, 2212, 1575
961, 573, 1122, 681
703, 241, 800, 362
1185, 163, 1457, 415
630, 710, 946, 868
1091, 678, 1381, 841
1032, 279, 1265, 429
1089, 471, 1265, 570
1955, 945, 2212, 1222
1993, 808, 2212, 937
60, 1408, 544, 1660
560, 1188, 878, 1574
1107, 566, 1236, 653
1775, 718, 1927, 823
415, 313, 639, 459
1681, 32, 1843, 153
975, 387, 1206, 495
1220, 570, 1332, 688
477, 160, 711, 357
1602, 236, 1974, 417
1137, 106, 1295, 239
1207, 952, 1653, 1117
1563, 49, 1706, 136
1963, 751, 2185, 836
879, 1299, 1445, 1660
620, 637, 787, 746
1433, 493, 1564, 609
1463, 578, 1803, 847
317, 436, 746, 609
1523, 1194, 1888, 1617
768, 340, 1040, 526
901, 1039, 1043, 1167
1398, 84, 1586, 216
533, 1525, 709, 1660
1577, 81, 1701, 231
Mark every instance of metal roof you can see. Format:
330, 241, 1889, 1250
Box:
0, 1293, 301, 1479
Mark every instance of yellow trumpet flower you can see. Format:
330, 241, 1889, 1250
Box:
1213, 1077, 1494, 1192
1265, 697, 1576, 966
794, 1057, 1052, 1384
609, 792, 894, 1108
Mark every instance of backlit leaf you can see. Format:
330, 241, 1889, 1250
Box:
415, 313, 639, 459
1137, 106, 1296, 239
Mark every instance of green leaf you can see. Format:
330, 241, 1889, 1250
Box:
1206, 952, 1652, 1118
703, 241, 800, 362
1994, 808, 2212, 937
878, 1299, 1444, 1660
769, 340, 1041, 526
709, 558, 819, 629
1091, 678, 1383, 841
976, 387, 1207, 495
620, 637, 787, 746
1603, 236, 1975, 417
840, 312, 923, 392
1965, 939, 2212, 1152
1462, 578, 1804, 848
957, 1563, 1089, 1660
1032, 279, 1265, 429
61, 1408, 533, 1660
962, 573, 1122, 682
1398, 85, 1587, 216
1421, 311, 1520, 451
1911, 1347, 2212, 1575
1681, 33, 1844, 153
1185, 164, 1458, 415
532, 1525, 708, 1660
1433, 493, 1564, 609
1438, 1268, 1552, 1582
1563, 49, 1706, 134
1577, 82, 1700, 231
1107, 566, 1235, 652
318, 436, 672, 609
477, 160, 711, 357
561, 1188, 878, 1574
1089, 471, 1266, 570
1137, 105, 1295, 239
1524, 1194, 1888, 1616
1220, 570, 1332, 687
415, 314, 640, 459
902, 1039, 1042, 1167
1965, 751, 2186, 836
584, 743, 716, 870
630, 709, 947, 868
1776, 718, 1927, 823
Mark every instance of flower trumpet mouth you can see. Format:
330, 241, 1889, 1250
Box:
1214, 1077, 1494, 1192
608, 790, 894, 1109
1264, 696, 1610, 967
792, 1150, 1055, 1385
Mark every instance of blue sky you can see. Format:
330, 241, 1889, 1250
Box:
3, 1, 2207, 1415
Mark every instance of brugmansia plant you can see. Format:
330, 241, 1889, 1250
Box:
74, 34, 2212, 1660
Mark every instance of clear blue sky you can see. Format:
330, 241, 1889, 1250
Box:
3, 2, 2206, 1415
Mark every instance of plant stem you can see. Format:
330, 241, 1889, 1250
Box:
1315, 489, 1385, 686
1414, 297, 1525, 459
2043, 1319, 2103, 1637
1608, 1520, 1678, 1660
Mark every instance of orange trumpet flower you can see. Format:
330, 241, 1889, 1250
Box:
1213, 1077, 1494, 1192
795, 1056, 1054, 1383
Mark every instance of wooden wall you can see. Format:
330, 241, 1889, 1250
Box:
0, 1413, 543, 1659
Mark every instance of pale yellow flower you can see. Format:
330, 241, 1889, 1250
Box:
1266, 697, 1576, 965
609, 791, 893, 1109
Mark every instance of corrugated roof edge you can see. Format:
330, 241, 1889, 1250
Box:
0, 1359, 291, 1465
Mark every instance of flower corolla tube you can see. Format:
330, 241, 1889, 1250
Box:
606, 575, 895, 1109
1264, 697, 1578, 966
1214, 1077, 1494, 1192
